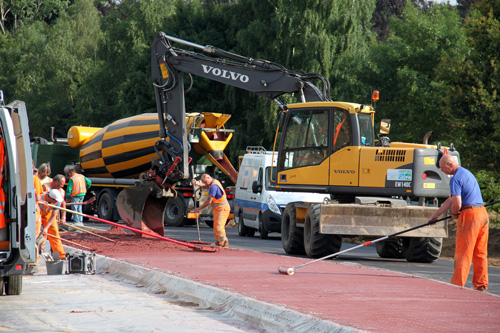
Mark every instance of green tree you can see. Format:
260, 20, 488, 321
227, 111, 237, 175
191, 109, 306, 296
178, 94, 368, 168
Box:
435, 0, 500, 172
224, 0, 377, 157
10, 0, 103, 137
359, 3, 467, 144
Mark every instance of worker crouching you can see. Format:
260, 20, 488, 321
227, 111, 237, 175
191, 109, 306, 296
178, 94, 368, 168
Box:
191, 174, 230, 248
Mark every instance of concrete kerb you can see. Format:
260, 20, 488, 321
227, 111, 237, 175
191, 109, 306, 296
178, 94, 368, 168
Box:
86, 250, 362, 333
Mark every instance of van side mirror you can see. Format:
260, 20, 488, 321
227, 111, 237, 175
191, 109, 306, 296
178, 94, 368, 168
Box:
251, 181, 262, 194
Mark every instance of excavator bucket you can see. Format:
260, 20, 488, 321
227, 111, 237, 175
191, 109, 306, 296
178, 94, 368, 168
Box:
116, 184, 168, 237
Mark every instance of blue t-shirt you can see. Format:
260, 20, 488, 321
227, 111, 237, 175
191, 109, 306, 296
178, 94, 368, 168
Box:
209, 183, 224, 200
450, 167, 483, 206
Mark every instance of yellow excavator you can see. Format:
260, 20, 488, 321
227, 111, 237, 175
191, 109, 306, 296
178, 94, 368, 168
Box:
117, 32, 456, 262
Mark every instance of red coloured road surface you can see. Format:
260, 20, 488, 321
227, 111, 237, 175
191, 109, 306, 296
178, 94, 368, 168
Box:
65, 230, 500, 332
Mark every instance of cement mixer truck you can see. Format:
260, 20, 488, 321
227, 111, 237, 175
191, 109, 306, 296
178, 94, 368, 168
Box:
32, 112, 238, 228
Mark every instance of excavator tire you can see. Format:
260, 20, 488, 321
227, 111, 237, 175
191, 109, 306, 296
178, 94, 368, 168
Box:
304, 204, 342, 258
375, 237, 405, 259
281, 202, 306, 255
403, 237, 442, 263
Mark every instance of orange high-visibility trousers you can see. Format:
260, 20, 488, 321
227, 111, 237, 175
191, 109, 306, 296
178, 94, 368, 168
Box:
451, 207, 489, 290
212, 204, 230, 244
41, 218, 66, 260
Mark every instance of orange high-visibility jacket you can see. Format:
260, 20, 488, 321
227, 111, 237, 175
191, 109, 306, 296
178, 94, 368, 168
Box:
69, 174, 86, 197
209, 179, 228, 208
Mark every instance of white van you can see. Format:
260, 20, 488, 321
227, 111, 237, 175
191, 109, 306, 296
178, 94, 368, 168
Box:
0, 93, 37, 295
234, 147, 328, 239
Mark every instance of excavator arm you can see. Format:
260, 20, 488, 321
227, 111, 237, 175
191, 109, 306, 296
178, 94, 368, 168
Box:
151, 31, 330, 183
117, 32, 331, 236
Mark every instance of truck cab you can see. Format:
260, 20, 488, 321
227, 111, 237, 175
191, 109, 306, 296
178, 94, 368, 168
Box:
0, 94, 37, 295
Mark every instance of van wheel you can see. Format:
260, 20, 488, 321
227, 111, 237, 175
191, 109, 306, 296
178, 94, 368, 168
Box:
246, 228, 256, 237
281, 203, 306, 255
237, 211, 247, 236
4, 275, 22, 295
304, 204, 341, 258
259, 214, 268, 239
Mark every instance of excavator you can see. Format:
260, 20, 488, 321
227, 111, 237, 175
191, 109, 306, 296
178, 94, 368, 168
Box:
118, 32, 457, 263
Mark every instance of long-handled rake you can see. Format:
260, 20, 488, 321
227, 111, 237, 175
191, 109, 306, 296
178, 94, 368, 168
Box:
278, 199, 500, 275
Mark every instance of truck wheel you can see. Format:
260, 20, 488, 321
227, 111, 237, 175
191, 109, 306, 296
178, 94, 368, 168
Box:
237, 211, 247, 236
98, 191, 116, 221
164, 196, 186, 227
403, 237, 442, 263
259, 214, 268, 239
375, 238, 405, 259
281, 203, 306, 255
4, 275, 22, 295
303, 204, 342, 258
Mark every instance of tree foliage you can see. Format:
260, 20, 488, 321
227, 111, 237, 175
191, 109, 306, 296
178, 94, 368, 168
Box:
0, 0, 498, 185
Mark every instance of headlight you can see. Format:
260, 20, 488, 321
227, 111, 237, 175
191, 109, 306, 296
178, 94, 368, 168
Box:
266, 195, 280, 214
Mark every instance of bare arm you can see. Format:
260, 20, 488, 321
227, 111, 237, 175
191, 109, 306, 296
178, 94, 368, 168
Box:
428, 195, 462, 222
194, 195, 213, 213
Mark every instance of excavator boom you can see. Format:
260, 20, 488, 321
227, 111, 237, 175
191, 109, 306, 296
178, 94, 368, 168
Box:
117, 32, 332, 234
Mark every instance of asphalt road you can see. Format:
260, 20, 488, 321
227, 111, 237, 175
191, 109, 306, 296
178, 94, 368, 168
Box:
164, 223, 500, 297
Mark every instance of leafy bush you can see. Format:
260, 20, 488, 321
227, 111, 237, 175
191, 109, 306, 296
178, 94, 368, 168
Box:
475, 170, 500, 228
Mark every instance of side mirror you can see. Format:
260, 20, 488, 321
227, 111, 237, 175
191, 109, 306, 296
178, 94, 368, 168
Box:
380, 119, 391, 135
251, 180, 262, 194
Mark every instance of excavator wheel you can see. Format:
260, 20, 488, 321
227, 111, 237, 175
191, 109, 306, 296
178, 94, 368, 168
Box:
281, 202, 306, 255
303, 204, 342, 258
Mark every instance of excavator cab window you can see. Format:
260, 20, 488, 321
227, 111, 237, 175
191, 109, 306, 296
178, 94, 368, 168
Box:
332, 108, 352, 152
358, 113, 375, 146
281, 108, 329, 169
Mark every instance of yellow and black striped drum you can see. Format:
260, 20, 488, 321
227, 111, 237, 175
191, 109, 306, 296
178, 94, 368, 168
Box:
67, 112, 234, 179
68, 114, 161, 178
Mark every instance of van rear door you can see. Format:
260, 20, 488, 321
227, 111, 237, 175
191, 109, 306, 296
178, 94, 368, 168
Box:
5, 101, 36, 263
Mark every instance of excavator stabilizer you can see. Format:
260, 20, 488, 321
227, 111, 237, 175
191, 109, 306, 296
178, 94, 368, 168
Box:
116, 182, 168, 237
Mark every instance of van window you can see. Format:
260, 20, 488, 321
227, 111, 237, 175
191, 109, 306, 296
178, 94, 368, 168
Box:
258, 167, 263, 186
265, 167, 277, 190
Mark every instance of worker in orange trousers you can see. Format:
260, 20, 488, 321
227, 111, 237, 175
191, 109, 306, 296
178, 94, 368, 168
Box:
39, 189, 67, 260
191, 174, 230, 247
428, 154, 489, 291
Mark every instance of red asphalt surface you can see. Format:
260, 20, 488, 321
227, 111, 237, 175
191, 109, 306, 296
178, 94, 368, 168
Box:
100, 247, 500, 332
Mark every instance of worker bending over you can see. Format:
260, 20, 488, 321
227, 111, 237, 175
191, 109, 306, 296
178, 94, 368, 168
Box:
39, 189, 66, 260
428, 154, 489, 291
191, 174, 230, 248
